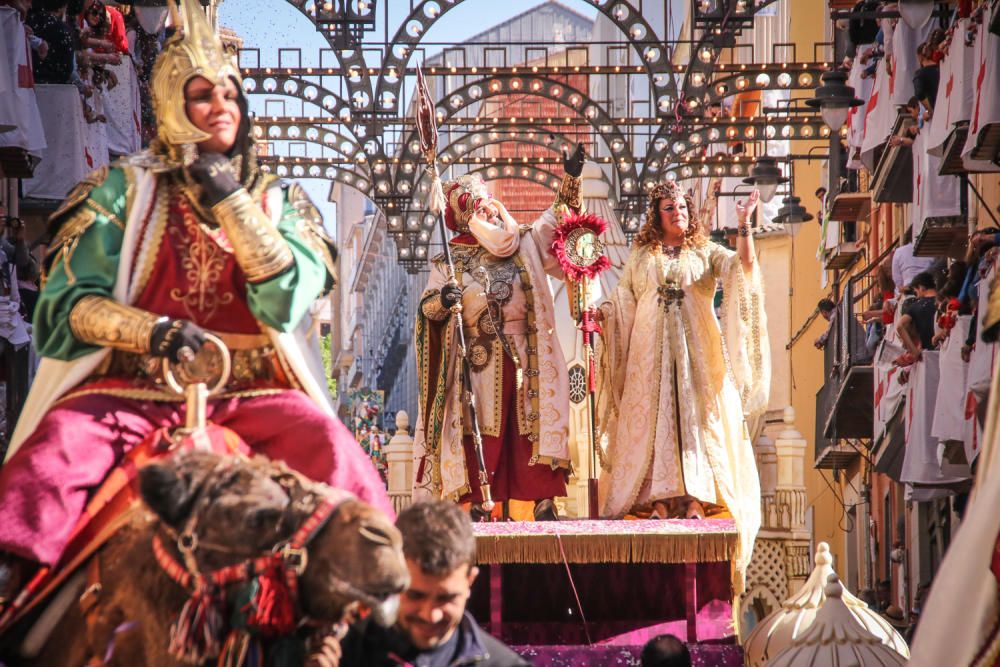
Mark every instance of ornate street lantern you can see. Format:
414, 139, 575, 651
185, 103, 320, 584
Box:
742, 156, 788, 204
772, 195, 813, 225
805, 71, 863, 133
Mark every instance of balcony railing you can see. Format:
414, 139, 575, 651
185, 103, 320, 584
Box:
814, 242, 896, 469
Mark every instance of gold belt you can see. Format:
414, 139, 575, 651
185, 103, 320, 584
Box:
464, 318, 528, 339
106, 330, 277, 386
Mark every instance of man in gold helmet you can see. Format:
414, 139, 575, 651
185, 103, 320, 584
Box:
0, 0, 391, 594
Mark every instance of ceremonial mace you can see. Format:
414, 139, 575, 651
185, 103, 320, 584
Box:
551, 205, 611, 519
414, 64, 495, 513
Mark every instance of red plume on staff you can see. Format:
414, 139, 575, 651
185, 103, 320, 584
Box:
415, 63, 446, 218
415, 63, 438, 159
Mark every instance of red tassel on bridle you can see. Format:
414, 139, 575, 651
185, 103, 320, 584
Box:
244, 566, 296, 638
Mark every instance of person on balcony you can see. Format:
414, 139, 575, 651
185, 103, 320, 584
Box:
27, 0, 75, 85
411, 149, 584, 522
891, 227, 935, 296
814, 297, 838, 349
0, 0, 390, 602
595, 180, 768, 583
896, 271, 939, 363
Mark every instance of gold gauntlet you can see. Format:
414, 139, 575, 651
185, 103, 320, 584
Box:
211, 189, 295, 283
553, 173, 582, 213
420, 290, 450, 321
69, 295, 160, 354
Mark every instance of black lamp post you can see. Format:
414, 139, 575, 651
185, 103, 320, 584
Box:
742, 156, 788, 204
772, 195, 814, 225
805, 71, 863, 133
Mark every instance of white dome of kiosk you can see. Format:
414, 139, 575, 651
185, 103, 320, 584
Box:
765, 575, 907, 667
743, 543, 909, 666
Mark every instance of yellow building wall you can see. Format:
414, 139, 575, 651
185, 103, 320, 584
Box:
786, 1, 850, 571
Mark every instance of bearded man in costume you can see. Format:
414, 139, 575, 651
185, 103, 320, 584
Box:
412, 148, 585, 521
0, 0, 390, 597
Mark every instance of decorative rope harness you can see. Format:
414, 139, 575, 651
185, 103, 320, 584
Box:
151, 484, 350, 666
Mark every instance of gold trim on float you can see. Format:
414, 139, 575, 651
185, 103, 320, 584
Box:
474, 526, 737, 565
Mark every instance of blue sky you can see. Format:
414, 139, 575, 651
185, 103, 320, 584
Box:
220, 0, 598, 66
218, 0, 599, 232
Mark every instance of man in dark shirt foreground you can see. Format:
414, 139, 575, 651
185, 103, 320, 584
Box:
898, 271, 938, 358
339, 501, 528, 667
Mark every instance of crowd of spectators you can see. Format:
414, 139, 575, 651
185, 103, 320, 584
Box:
0, 0, 176, 445
10, 0, 163, 139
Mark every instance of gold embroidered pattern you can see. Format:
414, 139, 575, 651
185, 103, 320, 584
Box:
288, 182, 337, 283
211, 189, 294, 283
168, 194, 235, 322
420, 290, 450, 321
553, 173, 582, 212
48, 166, 110, 223
131, 185, 171, 301
85, 199, 126, 231
69, 295, 159, 354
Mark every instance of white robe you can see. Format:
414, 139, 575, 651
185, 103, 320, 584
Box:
596, 241, 769, 578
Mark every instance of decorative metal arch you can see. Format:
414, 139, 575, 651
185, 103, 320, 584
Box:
278, 0, 373, 112
667, 116, 830, 161
435, 125, 582, 168
401, 131, 616, 211
385, 75, 639, 203
258, 156, 375, 195
373, 0, 677, 118
253, 123, 368, 166
642, 68, 829, 192
242, 72, 365, 145
638, 0, 788, 198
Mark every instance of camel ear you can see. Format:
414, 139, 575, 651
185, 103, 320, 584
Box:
139, 462, 199, 528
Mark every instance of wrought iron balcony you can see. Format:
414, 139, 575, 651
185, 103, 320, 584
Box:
871, 112, 916, 204
814, 244, 895, 469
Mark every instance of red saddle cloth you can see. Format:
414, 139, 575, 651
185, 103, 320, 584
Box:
0, 424, 247, 632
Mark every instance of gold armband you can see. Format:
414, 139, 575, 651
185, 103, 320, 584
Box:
69, 295, 160, 354
553, 173, 582, 213
420, 290, 450, 321
211, 189, 294, 283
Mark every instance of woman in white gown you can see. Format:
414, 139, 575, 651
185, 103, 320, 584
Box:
596, 181, 769, 578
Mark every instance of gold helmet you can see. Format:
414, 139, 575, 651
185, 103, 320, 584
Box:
151, 0, 243, 161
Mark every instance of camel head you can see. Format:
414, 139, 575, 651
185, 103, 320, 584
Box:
138, 451, 408, 626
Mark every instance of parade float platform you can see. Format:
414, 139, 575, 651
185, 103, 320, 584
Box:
469, 519, 743, 666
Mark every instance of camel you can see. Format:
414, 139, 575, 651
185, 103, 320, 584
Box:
0, 450, 408, 666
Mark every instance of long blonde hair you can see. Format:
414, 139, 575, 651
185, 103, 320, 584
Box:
633, 181, 708, 251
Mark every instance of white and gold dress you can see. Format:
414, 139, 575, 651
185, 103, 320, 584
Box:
597, 240, 769, 576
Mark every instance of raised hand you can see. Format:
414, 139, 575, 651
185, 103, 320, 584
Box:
562, 143, 586, 178
736, 189, 760, 225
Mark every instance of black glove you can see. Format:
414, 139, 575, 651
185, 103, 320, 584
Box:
150, 318, 207, 364
187, 152, 241, 206
439, 284, 463, 310
563, 143, 586, 178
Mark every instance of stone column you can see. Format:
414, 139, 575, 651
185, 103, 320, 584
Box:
385, 411, 414, 514
757, 431, 777, 529
774, 406, 811, 594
